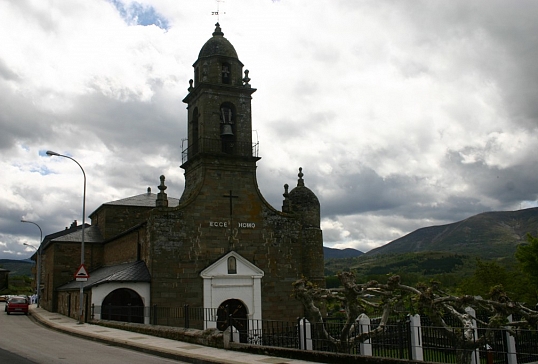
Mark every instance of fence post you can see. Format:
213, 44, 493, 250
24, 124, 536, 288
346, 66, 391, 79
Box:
409, 314, 424, 361
299, 318, 312, 350
505, 315, 517, 364
465, 307, 480, 364
398, 319, 406, 359
91, 303, 94, 320
358, 314, 372, 356
184, 304, 190, 329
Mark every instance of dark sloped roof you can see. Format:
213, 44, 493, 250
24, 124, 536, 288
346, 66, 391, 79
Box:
51, 225, 103, 244
40, 223, 94, 253
57, 261, 151, 291
103, 192, 179, 208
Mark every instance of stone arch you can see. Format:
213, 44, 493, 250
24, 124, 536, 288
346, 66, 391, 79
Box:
216, 298, 248, 343
101, 288, 144, 323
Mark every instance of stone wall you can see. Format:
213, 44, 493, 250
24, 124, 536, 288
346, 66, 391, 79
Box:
148, 161, 324, 322
40, 242, 102, 312
91, 319, 224, 348
57, 290, 90, 320
92, 205, 152, 240
91, 319, 432, 364
103, 228, 141, 265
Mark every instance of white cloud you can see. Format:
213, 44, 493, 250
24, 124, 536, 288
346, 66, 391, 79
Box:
1, 0, 538, 259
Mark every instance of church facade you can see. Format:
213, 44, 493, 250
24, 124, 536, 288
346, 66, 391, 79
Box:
38, 24, 324, 328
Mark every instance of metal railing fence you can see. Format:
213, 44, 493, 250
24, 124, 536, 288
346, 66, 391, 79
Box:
91, 304, 538, 363
181, 137, 259, 163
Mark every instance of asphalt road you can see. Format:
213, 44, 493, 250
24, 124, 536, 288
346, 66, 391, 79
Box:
0, 303, 189, 364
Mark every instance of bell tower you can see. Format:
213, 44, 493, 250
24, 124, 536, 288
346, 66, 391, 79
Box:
147, 24, 325, 323
182, 23, 257, 160
180, 24, 258, 203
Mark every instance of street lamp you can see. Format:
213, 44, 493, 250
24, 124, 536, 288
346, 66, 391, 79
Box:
21, 220, 42, 308
46, 150, 86, 324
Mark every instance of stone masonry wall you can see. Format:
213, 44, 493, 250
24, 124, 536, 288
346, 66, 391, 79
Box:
42, 242, 102, 312
103, 229, 141, 266
148, 162, 324, 323
93, 205, 153, 240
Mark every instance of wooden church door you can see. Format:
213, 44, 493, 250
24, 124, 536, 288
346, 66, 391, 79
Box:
216, 299, 248, 343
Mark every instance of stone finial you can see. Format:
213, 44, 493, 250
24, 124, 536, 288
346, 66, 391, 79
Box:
156, 175, 168, 207
147, 187, 151, 194
282, 183, 291, 212
213, 22, 223, 36
158, 175, 167, 192
297, 167, 304, 187
188, 79, 194, 92
243, 70, 251, 88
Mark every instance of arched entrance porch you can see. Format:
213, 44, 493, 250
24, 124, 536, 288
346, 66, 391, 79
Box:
101, 288, 144, 323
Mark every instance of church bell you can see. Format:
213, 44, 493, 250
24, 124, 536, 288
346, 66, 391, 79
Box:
220, 107, 234, 136
221, 123, 234, 136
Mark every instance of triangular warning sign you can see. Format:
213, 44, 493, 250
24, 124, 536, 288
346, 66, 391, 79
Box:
74, 264, 90, 281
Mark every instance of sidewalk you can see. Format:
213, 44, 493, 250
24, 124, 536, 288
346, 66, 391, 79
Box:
29, 305, 316, 364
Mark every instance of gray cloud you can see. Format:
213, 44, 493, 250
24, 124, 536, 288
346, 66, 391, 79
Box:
2, 0, 538, 259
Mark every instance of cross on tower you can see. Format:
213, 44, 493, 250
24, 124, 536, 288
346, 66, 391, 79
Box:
223, 190, 238, 216
212, 0, 225, 22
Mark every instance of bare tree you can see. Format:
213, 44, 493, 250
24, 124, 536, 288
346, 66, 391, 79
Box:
293, 272, 538, 364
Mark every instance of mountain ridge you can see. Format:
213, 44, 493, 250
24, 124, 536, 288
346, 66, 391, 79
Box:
324, 247, 363, 260
366, 207, 538, 259
0, 259, 34, 277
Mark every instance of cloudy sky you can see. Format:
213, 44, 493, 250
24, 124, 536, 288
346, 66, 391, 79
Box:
2, 0, 538, 260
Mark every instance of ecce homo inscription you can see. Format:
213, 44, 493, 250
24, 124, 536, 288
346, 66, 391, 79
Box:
209, 221, 256, 228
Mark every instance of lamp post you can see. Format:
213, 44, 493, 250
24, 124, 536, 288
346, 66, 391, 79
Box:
21, 221, 42, 308
46, 150, 86, 324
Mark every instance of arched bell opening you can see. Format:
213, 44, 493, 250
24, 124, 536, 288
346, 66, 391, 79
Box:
221, 61, 231, 84
220, 102, 236, 154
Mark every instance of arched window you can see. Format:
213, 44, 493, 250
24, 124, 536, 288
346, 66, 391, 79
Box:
228, 256, 237, 274
221, 62, 231, 84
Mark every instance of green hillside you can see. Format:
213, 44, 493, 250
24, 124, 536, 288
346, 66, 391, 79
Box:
0, 259, 34, 277
326, 251, 476, 279
324, 209, 538, 297
365, 208, 538, 259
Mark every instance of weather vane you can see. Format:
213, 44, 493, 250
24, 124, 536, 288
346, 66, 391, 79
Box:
212, 0, 225, 22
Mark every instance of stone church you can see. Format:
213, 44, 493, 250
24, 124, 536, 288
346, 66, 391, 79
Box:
37, 24, 324, 329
